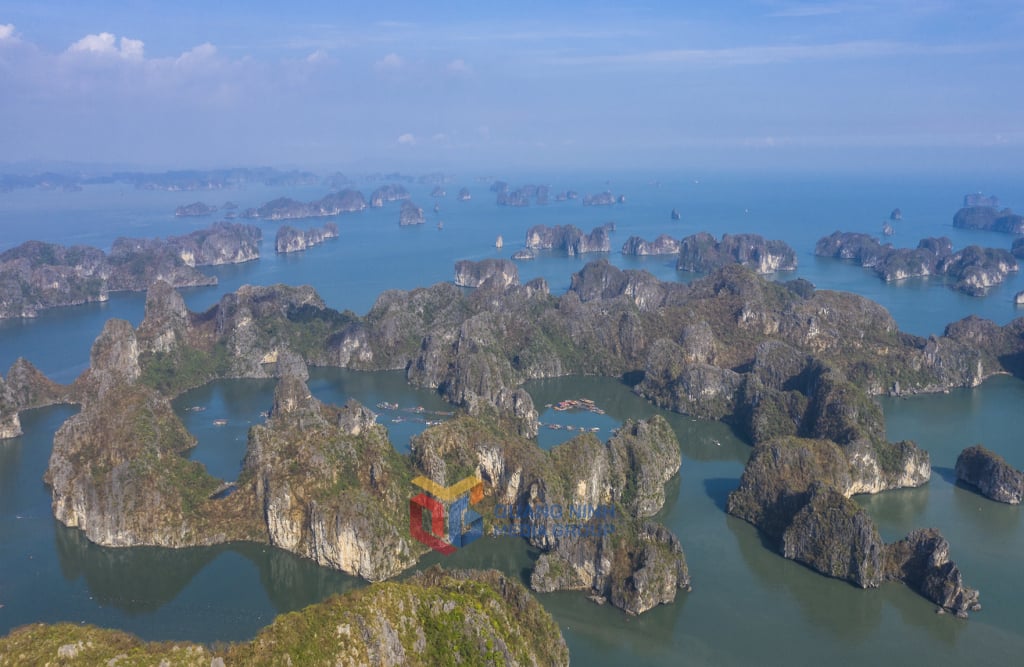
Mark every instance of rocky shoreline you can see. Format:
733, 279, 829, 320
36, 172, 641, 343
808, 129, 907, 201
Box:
6, 260, 1021, 617
0, 222, 261, 318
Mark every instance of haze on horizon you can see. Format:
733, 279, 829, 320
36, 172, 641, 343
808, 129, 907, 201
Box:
1, 0, 1022, 174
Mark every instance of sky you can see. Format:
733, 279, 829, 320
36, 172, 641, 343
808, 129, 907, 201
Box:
1, 1, 1022, 173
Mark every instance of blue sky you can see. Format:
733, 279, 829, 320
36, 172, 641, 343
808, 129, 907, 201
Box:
1, 1, 1022, 172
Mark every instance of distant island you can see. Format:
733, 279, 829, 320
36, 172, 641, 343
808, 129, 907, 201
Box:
816, 232, 1018, 296
0, 222, 260, 318
524, 223, 613, 255
174, 201, 218, 217
243, 190, 366, 220
953, 194, 1024, 234
275, 223, 339, 253
619, 232, 797, 274
399, 201, 426, 225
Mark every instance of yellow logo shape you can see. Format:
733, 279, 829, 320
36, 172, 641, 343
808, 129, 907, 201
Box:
411, 475, 484, 504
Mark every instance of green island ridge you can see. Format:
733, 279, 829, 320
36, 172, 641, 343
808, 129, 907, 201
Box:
0, 567, 568, 666
3, 258, 1023, 646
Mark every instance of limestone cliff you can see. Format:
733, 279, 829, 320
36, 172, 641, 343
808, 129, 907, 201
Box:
676, 232, 797, 274
46, 319, 259, 547
453, 259, 520, 289
816, 232, 1018, 295
955, 444, 1024, 504
275, 222, 339, 253
247, 190, 366, 220
243, 369, 423, 581
525, 223, 612, 255
369, 184, 410, 207
0, 222, 263, 318
621, 234, 681, 256
399, 200, 426, 226
727, 437, 979, 616
411, 414, 689, 614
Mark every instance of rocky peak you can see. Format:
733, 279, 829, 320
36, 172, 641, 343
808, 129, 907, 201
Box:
87, 319, 141, 392
270, 371, 324, 428
453, 259, 519, 289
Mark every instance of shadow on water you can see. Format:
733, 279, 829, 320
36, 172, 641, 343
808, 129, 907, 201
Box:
54, 522, 224, 614
932, 465, 959, 486
54, 522, 364, 618
703, 477, 739, 513
725, 514, 884, 642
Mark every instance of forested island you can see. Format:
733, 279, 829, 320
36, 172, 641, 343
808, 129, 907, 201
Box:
3, 258, 1016, 618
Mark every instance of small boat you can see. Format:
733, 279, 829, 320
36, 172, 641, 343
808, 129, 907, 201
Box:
437, 221, 444, 230
213, 419, 228, 426
186, 406, 206, 413
713, 439, 721, 446
496, 235, 504, 248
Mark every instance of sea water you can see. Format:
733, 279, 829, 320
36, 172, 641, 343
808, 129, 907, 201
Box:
1, 172, 1023, 664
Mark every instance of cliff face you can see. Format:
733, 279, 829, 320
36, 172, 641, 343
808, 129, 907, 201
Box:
243, 369, 422, 581
0, 358, 70, 439
676, 232, 797, 274
248, 190, 366, 220
275, 222, 339, 253
411, 414, 689, 614
0, 222, 264, 318
0, 568, 570, 667
525, 224, 612, 255
955, 445, 1024, 504
369, 184, 410, 207
399, 201, 426, 225
727, 437, 979, 616
621, 234, 681, 256
453, 259, 519, 289
816, 232, 1018, 295
953, 206, 1024, 234
46, 319, 260, 547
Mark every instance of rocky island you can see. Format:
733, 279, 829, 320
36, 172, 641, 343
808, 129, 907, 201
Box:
0, 567, 569, 666
453, 259, 519, 289
953, 194, 1024, 234
244, 190, 367, 220
11, 258, 1020, 617
621, 234, 681, 256
676, 232, 797, 273
583, 191, 621, 206
525, 223, 612, 255
815, 232, 1018, 295
399, 201, 426, 225
275, 222, 339, 253
174, 201, 218, 217
369, 184, 410, 207
955, 445, 1024, 504
727, 437, 980, 616
0, 222, 261, 318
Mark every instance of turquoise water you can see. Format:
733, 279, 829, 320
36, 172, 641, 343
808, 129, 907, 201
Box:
2, 172, 1024, 662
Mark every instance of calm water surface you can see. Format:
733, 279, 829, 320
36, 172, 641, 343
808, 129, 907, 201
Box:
2, 172, 1023, 663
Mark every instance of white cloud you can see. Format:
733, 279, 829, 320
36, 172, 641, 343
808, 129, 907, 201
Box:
0, 23, 16, 41
306, 48, 329, 64
67, 32, 145, 59
446, 58, 470, 73
119, 36, 144, 60
551, 40, 1003, 67
175, 43, 217, 66
397, 133, 416, 145
376, 52, 403, 69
